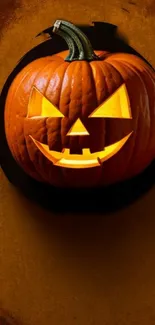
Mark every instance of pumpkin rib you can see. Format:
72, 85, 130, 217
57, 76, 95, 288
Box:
97, 60, 133, 183
89, 61, 106, 153
45, 61, 69, 107
59, 62, 82, 185
109, 59, 150, 178
61, 61, 82, 184
101, 61, 124, 88
97, 60, 124, 146
116, 60, 153, 173
32, 60, 63, 147
87, 62, 98, 107
20, 60, 56, 182
100, 60, 125, 145
46, 60, 70, 185
56, 61, 74, 184
59, 61, 74, 151
86, 62, 104, 182
78, 62, 83, 154
18, 60, 55, 181
45, 61, 69, 152
110, 60, 144, 172
91, 61, 111, 154
59, 62, 73, 117
99, 60, 139, 183
115, 60, 151, 156
112, 58, 155, 160
93, 60, 113, 150
90, 61, 106, 104
60, 61, 79, 142
25, 61, 67, 183
106, 53, 154, 71
43, 59, 71, 186
38, 60, 67, 152
106, 53, 155, 84
94, 61, 110, 149
71, 62, 84, 155
79, 61, 98, 152
58, 62, 72, 149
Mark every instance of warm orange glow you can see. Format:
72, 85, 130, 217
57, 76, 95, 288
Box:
28, 83, 133, 169
67, 118, 89, 136
29, 132, 133, 168
27, 86, 64, 118
89, 84, 132, 119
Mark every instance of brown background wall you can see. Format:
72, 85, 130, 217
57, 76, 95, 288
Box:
1, 0, 155, 324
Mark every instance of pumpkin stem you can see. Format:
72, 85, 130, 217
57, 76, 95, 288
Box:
53, 20, 101, 62
53, 20, 85, 61
53, 28, 78, 61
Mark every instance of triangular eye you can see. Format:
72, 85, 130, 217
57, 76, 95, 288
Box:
27, 86, 64, 118
88, 84, 132, 119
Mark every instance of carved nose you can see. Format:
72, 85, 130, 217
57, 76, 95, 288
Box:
66, 118, 89, 136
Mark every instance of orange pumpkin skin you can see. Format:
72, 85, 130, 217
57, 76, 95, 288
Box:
4, 23, 155, 188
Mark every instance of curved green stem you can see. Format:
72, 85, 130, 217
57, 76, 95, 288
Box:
53, 20, 86, 60
60, 20, 100, 61
53, 20, 101, 62
53, 29, 77, 61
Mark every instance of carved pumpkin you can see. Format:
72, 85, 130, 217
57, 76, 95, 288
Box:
4, 20, 155, 188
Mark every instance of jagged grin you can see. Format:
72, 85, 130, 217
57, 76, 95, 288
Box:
28, 83, 133, 169
29, 132, 133, 168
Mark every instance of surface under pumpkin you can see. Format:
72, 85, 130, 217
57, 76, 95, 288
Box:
4, 20, 155, 188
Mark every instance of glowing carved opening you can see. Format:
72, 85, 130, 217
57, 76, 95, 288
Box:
27, 87, 64, 118
66, 118, 89, 136
27, 83, 133, 169
89, 84, 132, 119
29, 132, 133, 168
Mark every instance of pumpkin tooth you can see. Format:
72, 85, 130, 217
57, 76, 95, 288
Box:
82, 148, 91, 155
63, 148, 70, 155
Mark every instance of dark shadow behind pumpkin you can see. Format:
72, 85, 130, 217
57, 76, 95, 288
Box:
0, 21, 155, 215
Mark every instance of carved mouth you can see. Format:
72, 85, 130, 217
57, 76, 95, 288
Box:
29, 132, 133, 168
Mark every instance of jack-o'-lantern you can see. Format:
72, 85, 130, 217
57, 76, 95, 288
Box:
4, 20, 155, 188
